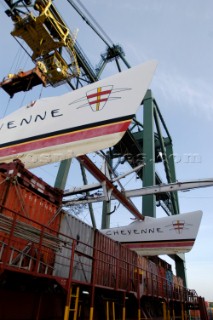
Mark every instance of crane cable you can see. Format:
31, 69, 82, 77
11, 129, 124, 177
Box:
67, 0, 114, 48
77, 0, 114, 46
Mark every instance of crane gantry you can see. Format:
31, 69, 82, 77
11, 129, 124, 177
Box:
0, 0, 201, 222
0, 0, 130, 96
1, 0, 213, 288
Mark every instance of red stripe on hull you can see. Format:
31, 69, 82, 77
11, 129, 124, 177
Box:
0, 120, 131, 157
124, 240, 194, 250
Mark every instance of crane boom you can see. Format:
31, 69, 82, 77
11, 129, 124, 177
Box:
63, 178, 213, 208
126, 179, 213, 197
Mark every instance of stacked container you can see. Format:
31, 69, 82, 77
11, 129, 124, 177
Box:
54, 212, 94, 282
0, 160, 63, 272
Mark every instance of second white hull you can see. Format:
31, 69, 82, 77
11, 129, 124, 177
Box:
101, 210, 203, 256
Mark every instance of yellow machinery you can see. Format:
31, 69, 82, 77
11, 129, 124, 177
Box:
6, 0, 80, 89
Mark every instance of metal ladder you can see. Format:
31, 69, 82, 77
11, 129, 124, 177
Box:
66, 286, 80, 320
138, 308, 150, 320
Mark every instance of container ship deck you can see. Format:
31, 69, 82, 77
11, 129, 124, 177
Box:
0, 160, 208, 319
0, 2, 211, 319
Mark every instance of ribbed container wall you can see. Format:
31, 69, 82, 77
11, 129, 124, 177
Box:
0, 161, 63, 269
173, 275, 178, 288
137, 255, 148, 271
172, 275, 184, 299
94, 230, 120, 288
94, 230, 138, 291
137, 255, 148, 296
207, 308, 213, 320
0, 160, 62, 228
173, 275, 179, 299
55, 213, 139, 290
2, 182, 60, 230
119, 241, 138, 291
158, 265, 166, 297
177, 275, 184, 287
166, 268, 173, 298
189, 309, 201, 319
54, 211, 182, 296
146, 259, 159, 296
0, 160, 62, 205
54, 212, 94, 282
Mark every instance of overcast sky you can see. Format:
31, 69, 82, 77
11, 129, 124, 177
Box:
0, 0, 213, 301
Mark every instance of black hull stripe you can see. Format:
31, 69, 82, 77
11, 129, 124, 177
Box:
0, 114, 133, 149
120, 238, 194, 245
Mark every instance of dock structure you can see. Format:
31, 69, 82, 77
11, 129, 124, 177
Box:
0, 161, 208, 320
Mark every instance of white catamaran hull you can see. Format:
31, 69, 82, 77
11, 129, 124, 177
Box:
0, 60, 157, 168
101, 210, 203, 256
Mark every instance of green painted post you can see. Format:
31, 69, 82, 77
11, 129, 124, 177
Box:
165, 142, 180, 214
101, 156, 112, 229
101, 201, 111, 229
174, 254, 187, 287
154, 108, 179, 215
142, 90, 156, 218
80, 163, 97, 229
54, 159, 72, 190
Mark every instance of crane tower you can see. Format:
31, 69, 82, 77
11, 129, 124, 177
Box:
1, 0, 188, 285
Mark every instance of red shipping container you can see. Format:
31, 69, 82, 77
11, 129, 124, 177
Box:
146, 259, 159, 296
0, 160, 63, 274
158, 265, 166, 297
94, 230, 138, 291
94, 230, 119, 288
189, 309, 200, 319
136, 256, 148, 296
0, 160, 62, 205
119, 242, 138, 291
137, 255, 148, 271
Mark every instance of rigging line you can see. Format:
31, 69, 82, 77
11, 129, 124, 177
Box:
12, 44, 29, 74
25, 76, 33, 92
18, 90, 27, 109
0, 177, 9, 185
20, 51, 32, 71
0, 214, 61, 251
76, 0, 114, 46
38, 84, 44, 99
32, 166, 58, 179
8, 46, 22, 75
13, 37, 32, 62
17, 49, 28, 71
67, 0, 111, 48
47, 206, 63, 227
14, 178, 30, 218
3, 95, 12, 117
64, 211, 92, 250
123, 171, 139, 188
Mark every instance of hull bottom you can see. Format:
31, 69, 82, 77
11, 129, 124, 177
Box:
123, 239, 194, 255
0, 130, 125, 168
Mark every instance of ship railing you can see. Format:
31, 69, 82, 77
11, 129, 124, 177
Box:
0, 205, 139, 292
0, 205, 201, 302
0, 207, 69, 277
0, 239, 54, 275
139, 269, 199, 304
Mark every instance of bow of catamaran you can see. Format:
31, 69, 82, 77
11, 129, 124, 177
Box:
0, 60, 157, 168
101, 210, 203, 255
